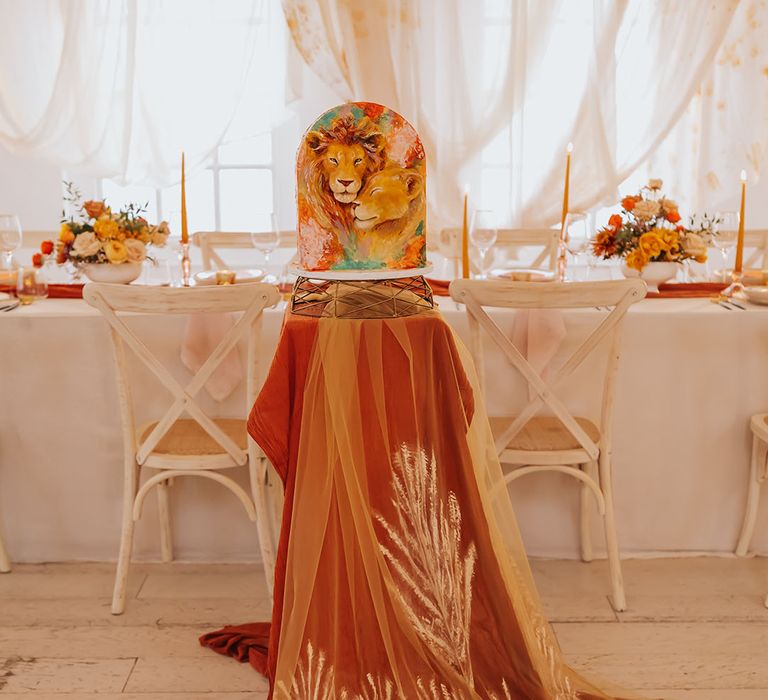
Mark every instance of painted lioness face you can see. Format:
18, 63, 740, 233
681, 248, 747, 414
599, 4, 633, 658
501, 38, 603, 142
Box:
352, 167, 423, 231
306, 128, 385, 204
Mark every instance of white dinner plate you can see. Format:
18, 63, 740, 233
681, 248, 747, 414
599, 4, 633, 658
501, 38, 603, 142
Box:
0, 291, 11, 301
743, 286, 768, 305
193, 269, 265, 286
490, 268, 555, 282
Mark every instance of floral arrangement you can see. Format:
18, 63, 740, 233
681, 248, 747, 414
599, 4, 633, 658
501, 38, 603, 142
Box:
57, 183, 169, 267
591, 179, 708, 271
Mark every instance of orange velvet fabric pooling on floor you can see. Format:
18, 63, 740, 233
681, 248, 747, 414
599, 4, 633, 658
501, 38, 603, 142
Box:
201, 308, 648, 700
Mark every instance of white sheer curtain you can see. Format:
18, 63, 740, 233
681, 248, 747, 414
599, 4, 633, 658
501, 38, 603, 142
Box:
283, 0, 744, 228
639, 0, 768, 217
0, 0, 286, 186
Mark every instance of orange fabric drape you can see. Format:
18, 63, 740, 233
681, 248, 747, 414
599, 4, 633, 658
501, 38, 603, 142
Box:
202, 307, 649, 700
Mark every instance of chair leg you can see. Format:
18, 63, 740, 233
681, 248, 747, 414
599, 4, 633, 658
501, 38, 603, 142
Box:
157, 479, 173, 563
598, 452, 627, 612
579, 461, 596, 563
736, 435, 765, 557
0, 529, 10, 573
250, 455, 277, 595
112, 460, 139, 615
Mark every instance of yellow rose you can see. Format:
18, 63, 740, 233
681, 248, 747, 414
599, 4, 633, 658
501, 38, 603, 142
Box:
658, 229, 680, 253
625, 247, 648, 272
639, 232, 663, 259
104, 240, 128, 264
59, 223, 75, 244
94, 216, 120, 240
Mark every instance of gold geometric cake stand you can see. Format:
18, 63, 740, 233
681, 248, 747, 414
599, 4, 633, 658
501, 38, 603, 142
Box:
291, 275, 434, 319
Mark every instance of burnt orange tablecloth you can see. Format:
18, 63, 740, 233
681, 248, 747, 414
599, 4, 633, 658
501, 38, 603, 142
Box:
201, 308, 645, 699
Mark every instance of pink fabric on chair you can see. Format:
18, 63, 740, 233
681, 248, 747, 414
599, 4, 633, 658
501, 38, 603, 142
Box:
511, 309, 566, 395
181, 314, 243, 401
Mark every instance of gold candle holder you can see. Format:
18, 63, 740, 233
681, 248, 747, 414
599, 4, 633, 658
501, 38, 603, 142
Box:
180, 242, 191, 287
215, 269, 236, 285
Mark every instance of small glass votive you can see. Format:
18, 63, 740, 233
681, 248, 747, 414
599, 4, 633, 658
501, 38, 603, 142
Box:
16, 266, 48, 304
215, 269, 236, 286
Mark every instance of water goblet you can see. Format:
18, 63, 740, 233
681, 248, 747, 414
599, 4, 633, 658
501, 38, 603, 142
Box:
469, 209, 498, 279
712, 211, 739, 281
564, 212, 590, 280
0, 214, 22, 271
251, 213, 281, 283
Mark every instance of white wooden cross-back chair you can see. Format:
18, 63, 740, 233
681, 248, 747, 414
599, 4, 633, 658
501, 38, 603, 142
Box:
439, 227, 560, 278
193, 230, 298, 271
737, 230, 768, 270
84, 282, 280, 614
735, 413, 768, 608
0, 523, 10, 573
450, 278, 646, 611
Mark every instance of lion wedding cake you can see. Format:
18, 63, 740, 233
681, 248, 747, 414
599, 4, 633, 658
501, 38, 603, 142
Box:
294, 102, 429, 279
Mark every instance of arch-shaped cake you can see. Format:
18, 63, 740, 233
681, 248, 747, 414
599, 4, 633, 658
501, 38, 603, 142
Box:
296, 102, 427, 275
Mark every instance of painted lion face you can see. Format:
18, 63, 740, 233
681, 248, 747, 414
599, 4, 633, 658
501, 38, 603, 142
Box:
352, 167, 423, 231
306, 124, 385, 204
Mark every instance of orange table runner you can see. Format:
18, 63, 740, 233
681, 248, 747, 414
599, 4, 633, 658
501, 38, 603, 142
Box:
201, 308, 645, 699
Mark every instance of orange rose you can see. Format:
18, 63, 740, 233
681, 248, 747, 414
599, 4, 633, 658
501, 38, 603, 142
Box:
32, 252, 44, 268
41, 240, 54, 255
621, 196, 637, 211
666, 210, 681, 223
83, 200, 106, 219
608, 214, 623, 230
56, 247, 68, 264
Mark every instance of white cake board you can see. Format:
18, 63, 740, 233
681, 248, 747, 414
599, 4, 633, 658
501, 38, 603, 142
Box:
288, 264, 433, 281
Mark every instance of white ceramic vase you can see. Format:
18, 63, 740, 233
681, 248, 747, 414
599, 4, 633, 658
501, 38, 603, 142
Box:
621, 260, 678, 293
82, 262, 143, 284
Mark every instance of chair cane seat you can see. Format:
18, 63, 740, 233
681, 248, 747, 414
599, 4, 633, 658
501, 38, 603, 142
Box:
137, 418, 248, 467
489, 415, 600, 452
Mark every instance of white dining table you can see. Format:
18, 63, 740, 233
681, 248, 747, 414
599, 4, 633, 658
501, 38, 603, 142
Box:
1, 288, 767, 565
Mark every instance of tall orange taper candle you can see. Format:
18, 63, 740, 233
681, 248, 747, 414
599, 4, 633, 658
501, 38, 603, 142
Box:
181, 152, 188, 244
561, 142, 573, 232
734, 169, 747, 274
461, 184, 470, 279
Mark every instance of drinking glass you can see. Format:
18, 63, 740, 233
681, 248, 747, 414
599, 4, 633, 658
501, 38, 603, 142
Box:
469, 209, 498, 279
16, 266, 48, 304
251, 213, 281, 282
564, 212, 590, 280
712, 211, 739, 281
0, 214, 22, 270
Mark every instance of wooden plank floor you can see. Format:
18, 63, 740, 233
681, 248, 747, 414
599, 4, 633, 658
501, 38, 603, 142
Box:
0, 557, 765, 698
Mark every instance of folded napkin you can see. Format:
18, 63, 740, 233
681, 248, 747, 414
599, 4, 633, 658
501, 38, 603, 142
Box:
646, 282, 728, 299
0, 283, 84, 299
512, 308, 566, 397
181, 314, 243, 402
425, 278, 451, 296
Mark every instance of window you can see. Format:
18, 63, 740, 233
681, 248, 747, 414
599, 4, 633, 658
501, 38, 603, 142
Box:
100, 130, 274, 235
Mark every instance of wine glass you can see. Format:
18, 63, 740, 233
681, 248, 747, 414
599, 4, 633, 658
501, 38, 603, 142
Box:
16, 266, 48, 305
469, 209, 498, 279
564, 212, 590, 280
251, 213, 281, 282
712, 211, 739, 281
0, 214, 22, 270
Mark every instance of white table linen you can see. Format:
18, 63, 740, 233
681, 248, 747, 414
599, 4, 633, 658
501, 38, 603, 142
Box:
1, 296, 767, 563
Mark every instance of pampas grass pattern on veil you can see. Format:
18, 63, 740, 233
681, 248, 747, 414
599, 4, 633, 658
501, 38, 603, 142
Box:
375, 444, 478, 686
